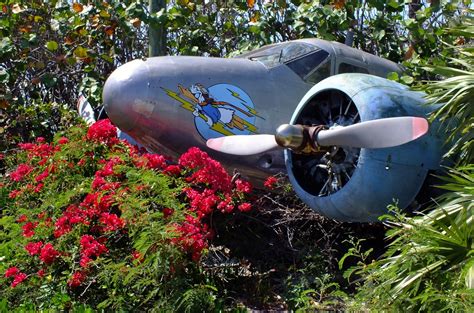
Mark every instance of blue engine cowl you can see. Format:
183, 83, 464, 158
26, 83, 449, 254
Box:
285, 74, 446, 222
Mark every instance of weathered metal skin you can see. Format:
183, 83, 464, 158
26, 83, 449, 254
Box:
103, 56, 307, 181
286, 73, 445, 222
103, 39, 402, 184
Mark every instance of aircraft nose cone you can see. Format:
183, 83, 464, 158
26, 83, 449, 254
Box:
103, 59, 150, 132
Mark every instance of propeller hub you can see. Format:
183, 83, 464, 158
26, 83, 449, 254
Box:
275, 124, 305, 150
275, 124, 327, 154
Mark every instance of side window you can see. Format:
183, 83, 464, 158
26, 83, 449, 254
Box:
285, 50, 330, 80
305, 61, 331, 84
338, 62, 369, 74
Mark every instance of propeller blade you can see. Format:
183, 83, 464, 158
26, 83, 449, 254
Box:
316, 116, 429, 148
206, 134, 278, 155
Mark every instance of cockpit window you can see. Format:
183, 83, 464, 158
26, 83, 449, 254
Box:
304, 60, 331, 84
236, 42, 319, 68
285, 49, 330, 82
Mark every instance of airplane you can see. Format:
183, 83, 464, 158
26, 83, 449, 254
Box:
100, 38, 446, 222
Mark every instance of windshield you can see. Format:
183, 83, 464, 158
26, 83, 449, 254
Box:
236, 42, 319, 68
285, 49, 330, 83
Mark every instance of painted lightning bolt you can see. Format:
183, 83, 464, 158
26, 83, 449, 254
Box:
161, 87, 195, 112
227, 88, 264, 119
227, 88, 246, 103
241, 103, 264, 119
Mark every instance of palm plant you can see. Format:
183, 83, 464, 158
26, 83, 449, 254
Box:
344, 13, 474, 312
423, 16, 474, 163
345, 168, 473, 311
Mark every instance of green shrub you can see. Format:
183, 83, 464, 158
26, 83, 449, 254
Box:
0, 119, 254, 310
342, 198, 473, 311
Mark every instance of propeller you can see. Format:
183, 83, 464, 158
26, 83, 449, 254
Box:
206, 116, 429, 156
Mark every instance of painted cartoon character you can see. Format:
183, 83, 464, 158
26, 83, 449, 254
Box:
187, 83, 247, 130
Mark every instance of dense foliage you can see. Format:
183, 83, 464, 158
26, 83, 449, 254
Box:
1, 0, 469, 152
1, 119, 254, 310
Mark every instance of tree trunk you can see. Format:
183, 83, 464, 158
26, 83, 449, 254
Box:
149, 0, 166, 57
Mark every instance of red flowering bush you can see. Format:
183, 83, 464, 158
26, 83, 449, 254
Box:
264, 176, 279, 190
1, 119, 253, 310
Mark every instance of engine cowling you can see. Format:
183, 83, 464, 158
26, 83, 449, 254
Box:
285, 74, 445, 222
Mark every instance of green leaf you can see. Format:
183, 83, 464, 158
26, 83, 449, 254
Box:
387, 0, 399, 9
46, 40, 59, 51
41, 73, 57, 87
100, 54, 113, 63
99, 10, 110, 18
377, 29, 385, 40
386, 71, 399, 81
0, 68, 9, 83
73, 46, 88, 58
401, 75, 414, 84
404, 18, 416, 27
0, 37, 14, 57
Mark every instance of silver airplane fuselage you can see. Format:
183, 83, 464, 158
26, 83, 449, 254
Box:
103, 39, 402, 183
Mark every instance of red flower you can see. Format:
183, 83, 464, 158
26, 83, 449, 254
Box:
80, 256, 92, 268
37, 269, 46, 278
35, 169, 49, 182
87, 119, 118, 146
68, 271, 87, 288
217, 196, 234, 213
238, 202, 252, 212
162, 208, 174, 218
9, 189, 21, 199
17, 214, 28, 223
25, 241, 43, 255
179, 147, 232, 192
57, 137, 69, 145
163, 164, 181, 176
132, 250, 141, 259
264, 176, 278, 189
4, 267, 19, 278
18, 142, 55, 158
79, 235, 108, 268
96, 194, 114, 212
5, 268, 27, 288
38, 157, 48, 166
34, 183, 44, 193
11, 272, 27, 288
54, 216, 73, 238
131, 250, 144, 263
10, 163, 33, 182
185, 188, 220, 217
18, 142, 35, 151
91, 176, 106, 190
54, 204, 90, 238
142, 153, 166, 170
22, 222, 38, 238
99, 212, 125, 232
101, 182, 121, 191
172, 215, 212, 262
36, 137, 45, 143
39, 243, 60, 265
235, 179, 252, 193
